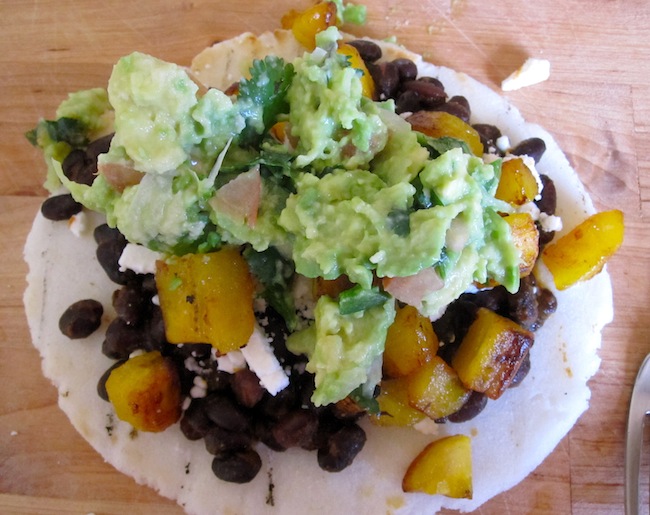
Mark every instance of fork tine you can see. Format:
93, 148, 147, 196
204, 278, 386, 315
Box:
626, 354, 650, 515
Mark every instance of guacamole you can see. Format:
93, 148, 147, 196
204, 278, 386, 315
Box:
31, 27, 524, 406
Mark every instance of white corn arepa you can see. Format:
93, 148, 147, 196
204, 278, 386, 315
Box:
24, 29, 613, 514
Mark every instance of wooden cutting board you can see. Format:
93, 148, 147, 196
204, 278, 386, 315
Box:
0, 0, 647, 513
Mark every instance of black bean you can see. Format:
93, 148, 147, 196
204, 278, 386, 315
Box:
395, 90, 424, 114
211, 448, 262, 484
204, 425, 254, 455
417, 76, 446, 89
97, 359, 126, 401
180, 399, 213, 440
61, 148, 96, 186
433, 300, 478, 359
472, 123, 502, 152
140, 273, 158, 296
466, 286, 508, 313
204, 393, 252, 433
254, 419, 288, 452
436, 95, 471, 123
231, 369, 265, 408
59, 299, 103, 339
144, 304, 168, 352
511, 137, 547, 163
538, 226, 556, 248
368, 61, 400, 100
93, 223, 124, 246
447, 391, 488, 423
96, 238, 135, 285
271, 409, 319, 449
392, 58, 418, 81
509, 352, 531, 388
40, 194, 82, 221
347, 39, 382, 63
169, 342, 213, 361
506, 274, 539, 330
202, 368, 232, 393
85, 133, 114, 161
532, 287, 557, 331
317, 424, 366, 472
401, 80, 447, 109
102, 318, 147, 359
257, 381, 297, 421
535, 174, 556, 215
112, 285, 149, 326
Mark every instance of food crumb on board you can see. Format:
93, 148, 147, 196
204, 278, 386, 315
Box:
501, 58, 551, 91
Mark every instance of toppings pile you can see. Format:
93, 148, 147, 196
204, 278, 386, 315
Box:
28, 0, 623, 502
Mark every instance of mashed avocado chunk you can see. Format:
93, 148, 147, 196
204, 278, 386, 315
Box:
287, 27, 388, 171
286, 294, 395, 407
28, 88, 113, 192
279, 148, 520, 318
105, 52, 244, 175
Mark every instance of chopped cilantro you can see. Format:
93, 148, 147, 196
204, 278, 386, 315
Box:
338, 285, 390, 315
417, 133, 471, 159
238, 57, 295, 147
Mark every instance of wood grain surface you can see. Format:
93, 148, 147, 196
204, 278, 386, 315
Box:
0, 0, 647, 513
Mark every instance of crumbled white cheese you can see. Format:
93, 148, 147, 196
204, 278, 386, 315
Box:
412, 417, 440, 435
190, 375, 208, 399
496, 135, 510, 153
118, 243, 163, 274
215, 349, 246, 374
67, 211, 88, 237
240, 325, 289, 396
517, 201, 541, 221
501, 58, 551, 91
10, 430, 18, 436
539, 212, 563, 232
184, 356, 204, 375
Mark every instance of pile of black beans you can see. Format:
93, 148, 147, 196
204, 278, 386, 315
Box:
50, 44, 562, 483
69, 217, 369, 484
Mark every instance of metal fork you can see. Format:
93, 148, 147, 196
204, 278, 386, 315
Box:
626, 354, 650, 515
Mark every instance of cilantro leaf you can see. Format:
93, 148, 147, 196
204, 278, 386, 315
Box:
25, 117, 88, 149
243, 246, 298, 330
417, 133, 471, 159
238, 56, 295, 147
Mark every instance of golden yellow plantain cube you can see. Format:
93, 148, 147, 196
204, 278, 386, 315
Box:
337, 43, 376, 99
495, 157, 539, 205
105, 351, 182, 433
407, 111, 484, 157
542, 209, 624, 290
156, 247, 255, 354
503, 212, 539, 277
452, 307, 533, 400
402, 434, 473, 499
383, 304, 439, 378
281, 1, 337, 50
406, 356, 471, 420
370, 378, 426, 427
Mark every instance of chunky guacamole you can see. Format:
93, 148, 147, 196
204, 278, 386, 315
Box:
30, 26, 523, 407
